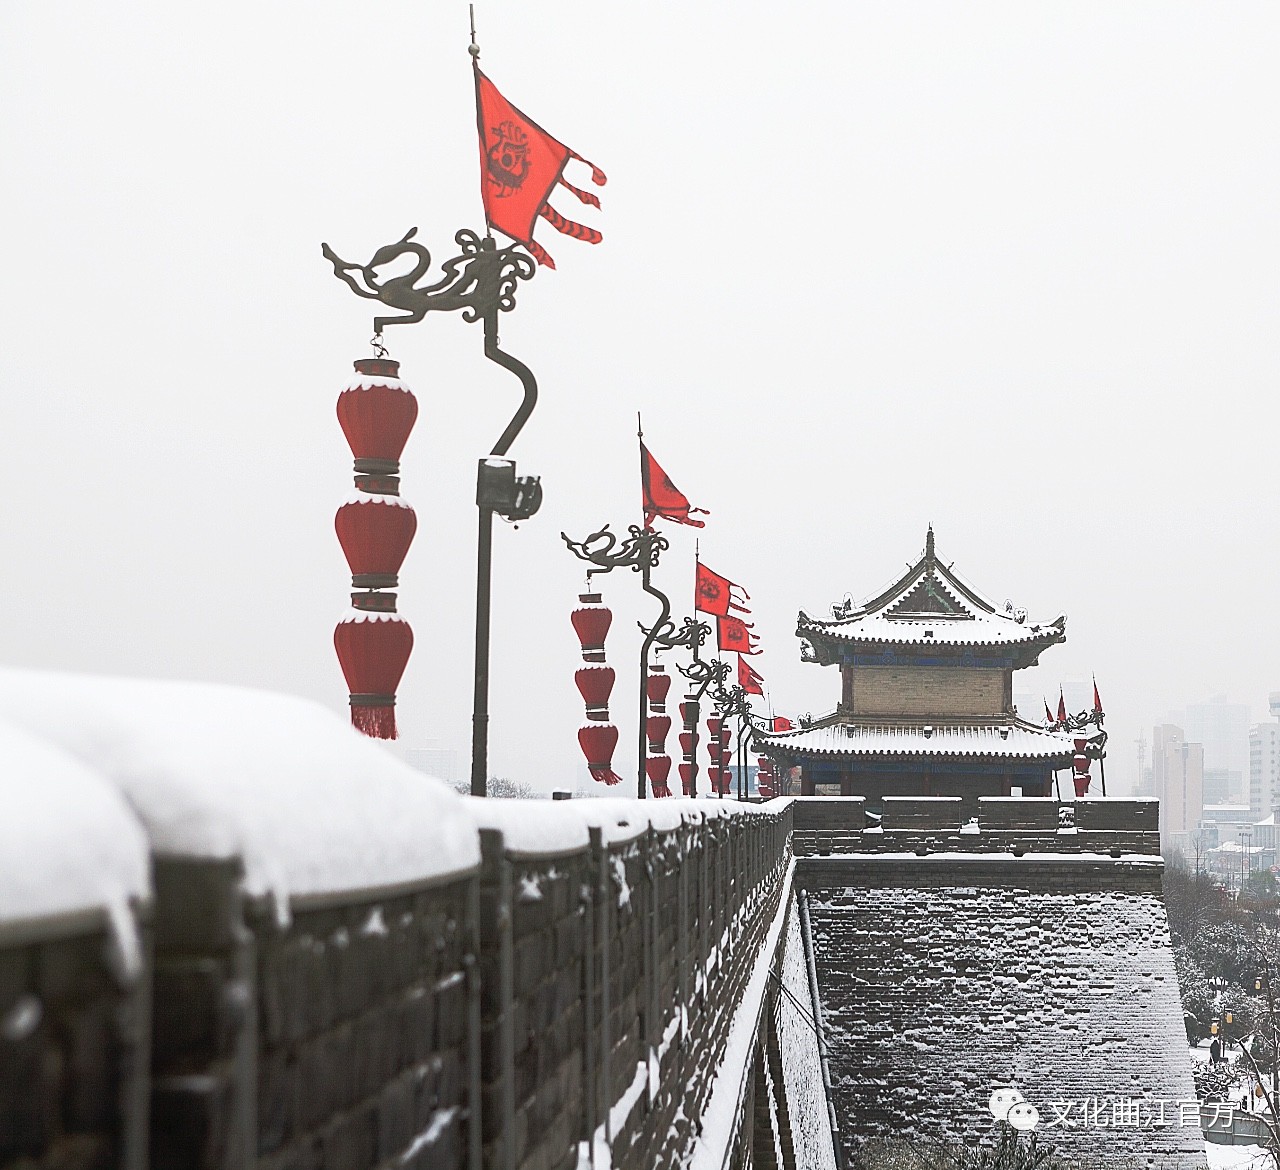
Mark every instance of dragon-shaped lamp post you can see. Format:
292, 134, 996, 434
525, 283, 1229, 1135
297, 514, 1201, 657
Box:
561, 524, 711, 799
322, 227, 539, 797
705, 673, 774, 800
677, 655, 731, 797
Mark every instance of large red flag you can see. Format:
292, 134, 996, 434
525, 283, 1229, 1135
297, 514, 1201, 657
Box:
642, 442, 708, 529
738, 655, 765, 696
718, 615, 759, 655
772, 716, 793, 733
474, 69, 605, 269
695, 562, 750, 618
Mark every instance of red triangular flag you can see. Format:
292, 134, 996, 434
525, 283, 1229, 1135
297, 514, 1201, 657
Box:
718, 615, 759, 655
1057, 689, 1068, 724
641, 441, 708, 529
695, 562, 750, 618
1092, 677, 1103, 716
738, 655, 765, 696
474, 69, 605, 269
1044, 699, 1055, 726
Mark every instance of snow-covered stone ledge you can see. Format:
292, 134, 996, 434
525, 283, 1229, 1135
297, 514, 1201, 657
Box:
0, 667, 799, 1170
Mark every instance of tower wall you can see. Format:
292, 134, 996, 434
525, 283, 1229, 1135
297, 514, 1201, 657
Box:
847, 665, 1011, 718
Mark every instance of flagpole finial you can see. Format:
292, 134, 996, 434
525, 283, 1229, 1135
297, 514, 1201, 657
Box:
468, 4, 480, 58
636, 411, 643, 440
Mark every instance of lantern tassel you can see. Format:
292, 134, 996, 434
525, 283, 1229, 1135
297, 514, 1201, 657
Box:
588, 765, 622, 786
351, 705, 397, 740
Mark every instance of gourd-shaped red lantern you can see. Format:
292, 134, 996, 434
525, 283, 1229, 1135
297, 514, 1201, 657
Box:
647, 714, 671, 754
575, 666, 616, 721
707, 715, 723, 738
645, 755, 672, 799
646, 668, 672, 713
679, 731, 695, 759
680, 701, 699, 730
337, 358, 419, 475
334, 609, 414, 740
707, 765, 729, 796
571, 593, 612, 663
679, 762, 696, 797
335, 495, 418, 589
578, 723, 622, 786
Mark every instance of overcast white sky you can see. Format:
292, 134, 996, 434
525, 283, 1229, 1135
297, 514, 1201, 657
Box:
2, 2, 1277, 794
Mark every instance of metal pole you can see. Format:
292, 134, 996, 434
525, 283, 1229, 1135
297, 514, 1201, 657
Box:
470, 277, 538, 798
472, 504, 494, 797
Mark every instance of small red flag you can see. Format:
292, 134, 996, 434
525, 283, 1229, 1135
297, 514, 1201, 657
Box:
738, 655, 765, 696
642, 442, 708, 530
1057, 689, 1068, 724
772, 716, 793, 733
718, 615, 759, 655
474, 69, 605, 269
1044, 699, 1055, 726
1092, 677, 1103, 716
695, 562, 750, 618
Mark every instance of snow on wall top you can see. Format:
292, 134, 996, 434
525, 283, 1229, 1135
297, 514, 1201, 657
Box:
466, 794, 786, 856
0, 668, 479, 916
758, 720, 1075, 759
0, 717, 150, 970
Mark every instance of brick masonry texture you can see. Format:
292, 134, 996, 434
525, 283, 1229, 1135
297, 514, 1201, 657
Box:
803, 858, 1203, 1169
849, 666, 1006, 717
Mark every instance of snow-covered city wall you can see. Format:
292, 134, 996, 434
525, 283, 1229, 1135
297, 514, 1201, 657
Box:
801, 855, 1204, 1169
0, 668, 796, 1170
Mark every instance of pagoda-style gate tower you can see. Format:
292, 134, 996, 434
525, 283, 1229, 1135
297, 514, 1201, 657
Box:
758, 528, 1076, 806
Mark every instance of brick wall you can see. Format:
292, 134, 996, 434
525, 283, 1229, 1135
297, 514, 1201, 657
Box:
800, 856, 1203, 1169
848, 666, 1008, 718
0, 912, 150, 1170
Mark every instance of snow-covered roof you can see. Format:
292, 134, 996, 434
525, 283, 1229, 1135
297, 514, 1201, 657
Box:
797, 527, 1065, 657
0, 668, 479, 920
757, 720, 1076, 760
0, 718, 150, 971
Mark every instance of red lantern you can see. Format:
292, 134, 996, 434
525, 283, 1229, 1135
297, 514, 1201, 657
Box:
646, 669, 672, 712
337, 359, 419, 475
719, 724, 732, 748
680, 700, 699, 730
707, 715, 723, 738
335, 495, 418, 589
707, 765, 730, 795
679, 731, 695, 759
647, 714, 671, 753
571, 593, 612, 663
679, 762, 696, 796
1073, 772, 1090, 798
578, 723, 622, 786
334, 611, 413, 739
575, 666, 615, 721
1072, 753, 1090, 774
645, 755, 672, 799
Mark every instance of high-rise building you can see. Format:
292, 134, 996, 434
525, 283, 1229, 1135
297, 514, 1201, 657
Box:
1248, 694, 1280, 820
1172, 696, 1250, 803
1152, 724, 1203, 837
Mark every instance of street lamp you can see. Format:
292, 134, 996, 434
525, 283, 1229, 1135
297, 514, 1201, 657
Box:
322, 228, 540, 796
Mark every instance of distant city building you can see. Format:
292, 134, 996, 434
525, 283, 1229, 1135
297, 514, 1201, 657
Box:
406, 743, 461, 786
1152, 725, 1203, 840
1179, 697, 1251, 798
1203, 768, 1240, 806
1249, 696, 1280, 820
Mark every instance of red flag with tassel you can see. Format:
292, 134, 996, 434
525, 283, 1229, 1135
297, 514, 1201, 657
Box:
718, 615, 759, 655
738, 655, 765, 696
473, 68, 605, 269
695, 562, 751, 618
641, 441, 708, 530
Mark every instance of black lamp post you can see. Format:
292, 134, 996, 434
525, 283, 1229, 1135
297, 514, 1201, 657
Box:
561, 524, 712, 798
321, 228, 540, 796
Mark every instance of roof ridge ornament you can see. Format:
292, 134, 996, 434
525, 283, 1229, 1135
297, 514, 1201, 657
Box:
925, 523, 935, 563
